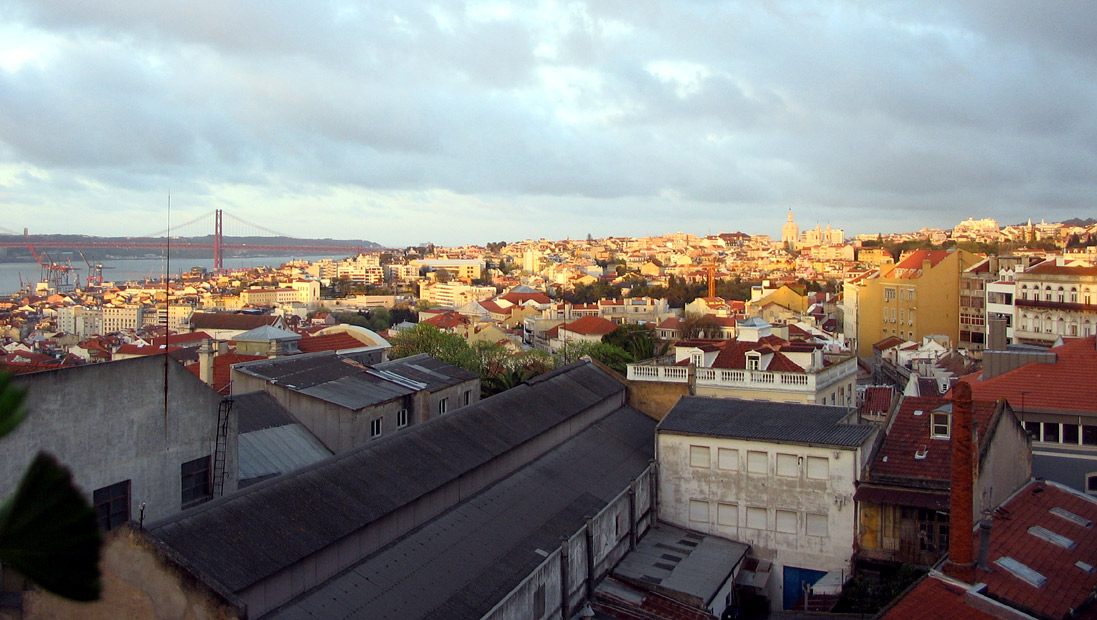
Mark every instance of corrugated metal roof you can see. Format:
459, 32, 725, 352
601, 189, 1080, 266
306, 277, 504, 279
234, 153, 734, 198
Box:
239, 424, 332, 483
373, 353, 479, 391
147, 361, 627, 596
265, 404, 655, 620
658, 397, 875, 448
234, 391, 297, 433
610, 523, 748, 607
298, 372, 417, 410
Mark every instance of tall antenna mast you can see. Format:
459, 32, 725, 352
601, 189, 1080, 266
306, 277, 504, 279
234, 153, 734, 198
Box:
163, 192, 171, 437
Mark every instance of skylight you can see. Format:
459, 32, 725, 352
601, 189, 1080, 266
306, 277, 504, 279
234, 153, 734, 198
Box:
1050, 506, 1093, 528
995, 557, 1048, 588
1027, 525, 1076, 549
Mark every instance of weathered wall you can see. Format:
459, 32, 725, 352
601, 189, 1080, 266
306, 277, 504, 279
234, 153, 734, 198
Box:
626, 380, 689, 420
4, 356, 236, 525
21, 525, 243, 620
658, 432, 867, 608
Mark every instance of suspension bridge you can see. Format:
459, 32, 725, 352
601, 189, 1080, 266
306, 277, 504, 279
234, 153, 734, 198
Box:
0, 209, 384, 270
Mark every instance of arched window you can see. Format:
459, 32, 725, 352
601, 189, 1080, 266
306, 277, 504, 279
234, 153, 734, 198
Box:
1058, 286, 1065, 303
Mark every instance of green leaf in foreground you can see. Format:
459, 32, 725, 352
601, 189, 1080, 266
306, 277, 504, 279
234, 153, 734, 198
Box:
0, 451, 103, 601
0, 372, 28, 439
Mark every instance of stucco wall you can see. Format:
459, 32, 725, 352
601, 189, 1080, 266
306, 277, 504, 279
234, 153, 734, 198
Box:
658, 432, 866, 607
21, 525, 243, 620
4, 356, 236, 526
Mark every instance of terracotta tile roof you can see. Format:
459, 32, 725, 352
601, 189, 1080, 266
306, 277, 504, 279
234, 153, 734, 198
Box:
958, 336, 1097, 413
868, 396, 999, 484
478, 300, 511, 315
861, 386, 894, 415
970, 480, 1097, 619
657, 317, 681, 329
422, 311, 469, 330
879, 574, 1002, 620
496, 291, 552, 305
186, 352, 265, 394
297, 333, 368, 353
873, 336, 906, 352
149, 331, 212, 347
1025, 261, 1097, 277
190, 312, 281, 331
887, 249, 953, 278
709, 338, 809, 373
561, 315, 619, 336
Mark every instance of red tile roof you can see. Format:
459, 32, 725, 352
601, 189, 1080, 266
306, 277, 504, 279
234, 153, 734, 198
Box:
561, 315, 619, 336
497, 291, 552, 305
868, 396, 1000, 483
861, 386, 894, 415
1025, 261, 1097, 277
879, 574, 1002, 620
421, 311, 469, 330
297, 332, 368, 353
888, 249, 953, 278
970, 480, 1097, 619
190, 313, 281, 330
958, 336, 1097, 413
186, 352, 265, 394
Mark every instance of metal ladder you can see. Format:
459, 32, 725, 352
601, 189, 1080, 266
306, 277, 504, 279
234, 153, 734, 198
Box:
212, 398, 233, 496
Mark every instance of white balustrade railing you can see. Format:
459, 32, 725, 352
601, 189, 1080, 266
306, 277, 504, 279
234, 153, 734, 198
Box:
625, 355, 856, 393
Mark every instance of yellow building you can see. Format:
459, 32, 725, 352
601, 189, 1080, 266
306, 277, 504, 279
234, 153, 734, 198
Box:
857, 249, 982, 359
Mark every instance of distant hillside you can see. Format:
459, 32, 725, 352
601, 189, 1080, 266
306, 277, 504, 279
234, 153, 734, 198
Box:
0, 234, 381, 262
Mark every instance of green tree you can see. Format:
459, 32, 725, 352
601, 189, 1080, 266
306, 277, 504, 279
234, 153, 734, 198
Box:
555, 341, 634, 374
0, 372, 103, 602
602, 324, 666, 361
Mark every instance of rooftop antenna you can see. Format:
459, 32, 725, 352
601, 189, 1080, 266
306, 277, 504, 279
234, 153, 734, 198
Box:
163, 191, 171, 439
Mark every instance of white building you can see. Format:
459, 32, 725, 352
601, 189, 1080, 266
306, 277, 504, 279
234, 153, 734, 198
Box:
657, 397, 876, 609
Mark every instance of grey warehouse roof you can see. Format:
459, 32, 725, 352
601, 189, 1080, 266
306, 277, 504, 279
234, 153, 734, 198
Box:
266, 404, 655, 620
658, 396, 875, 448
147, 360, 628, 596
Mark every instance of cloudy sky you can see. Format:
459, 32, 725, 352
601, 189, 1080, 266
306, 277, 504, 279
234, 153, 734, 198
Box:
1, 1, 1095, 247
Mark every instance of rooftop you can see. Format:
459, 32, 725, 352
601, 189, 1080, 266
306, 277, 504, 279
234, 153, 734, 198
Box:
658, 397, 875, 449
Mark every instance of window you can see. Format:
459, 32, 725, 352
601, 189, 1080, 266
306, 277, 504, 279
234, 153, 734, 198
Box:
691, 352, 703, 366
807, 513, 828, 537
717, 503, 738, 527
884, 288, 896, 301
689, 445, 711, 468
717, 448, 738, 471
747, 451, 767, 474
463, 390, 472, 406
1042, 422, 1060, 444
438, 398, 448, 415
776, 453, 798, 477
370, 418, 382, 438
1087, 474, 1097, 496
776, 509, 797, 533
689, 499, 710, 522
181, 456, 211, 508
94, 480, 130, 531
1064, 424, 1079, 445
746, 355, 760, 370
807, 456, 829, 480
931, 412, 950, 438
396, 408, 408, 428
746, 506, 767, 529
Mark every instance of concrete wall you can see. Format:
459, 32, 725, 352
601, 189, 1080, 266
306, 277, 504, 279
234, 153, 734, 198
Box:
625, 379, 689, 420
4, 356, 237, 526
481, 465, 656, 620
657, 432, 870, 608
976, 405, 1033, 513
19, 525, 244, 620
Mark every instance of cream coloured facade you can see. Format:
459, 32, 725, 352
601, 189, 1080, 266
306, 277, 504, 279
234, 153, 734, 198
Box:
657, 398, 875, 609
1012, 259, 1097, 345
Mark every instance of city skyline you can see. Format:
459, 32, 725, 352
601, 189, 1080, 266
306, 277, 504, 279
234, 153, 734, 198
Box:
2, 2, 1096, 245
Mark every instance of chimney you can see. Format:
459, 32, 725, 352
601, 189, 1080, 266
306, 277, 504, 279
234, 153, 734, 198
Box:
987, 318, 1007, 351
976, 516, 992, 572
198, 339, 215, 386
945, 381, 975, 582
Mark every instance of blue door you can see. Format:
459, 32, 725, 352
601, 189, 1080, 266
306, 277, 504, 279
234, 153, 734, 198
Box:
782, 565, 827, 609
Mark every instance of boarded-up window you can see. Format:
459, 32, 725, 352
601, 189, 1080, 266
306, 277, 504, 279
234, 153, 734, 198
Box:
776, 509, 797, 533
807, 513, 829, 537
807, 456, 829, 480
689, 499, 710, 522
776, 453, 798, 477
717, 503, 738, 527
746, 506, 767, 529
690, 445, 710, 468
747, 450, 767, 474
717, 448, 738, 470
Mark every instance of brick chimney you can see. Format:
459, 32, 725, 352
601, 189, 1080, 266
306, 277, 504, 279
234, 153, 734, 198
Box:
945, 381, 975, 582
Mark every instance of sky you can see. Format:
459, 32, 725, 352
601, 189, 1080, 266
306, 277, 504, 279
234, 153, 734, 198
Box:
1, 1, 1095, 247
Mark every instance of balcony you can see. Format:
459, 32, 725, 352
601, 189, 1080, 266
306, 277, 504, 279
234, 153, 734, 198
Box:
1015, 298, 1096, 313
627, 355, 857, 395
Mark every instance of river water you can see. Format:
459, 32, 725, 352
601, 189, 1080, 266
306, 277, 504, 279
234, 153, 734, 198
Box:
0, 254, 346, 296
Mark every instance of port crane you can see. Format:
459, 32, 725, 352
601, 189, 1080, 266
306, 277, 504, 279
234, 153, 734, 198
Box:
24, 228, 77, 292
78, 250, 113, 289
